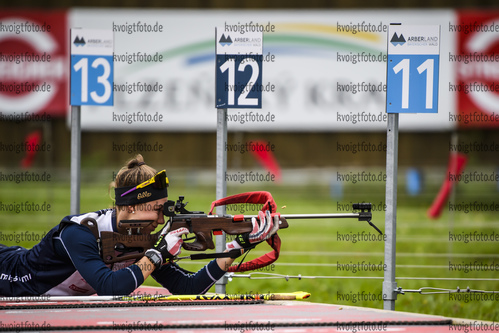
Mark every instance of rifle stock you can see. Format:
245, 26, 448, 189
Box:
100, 215, 289, 264
99, 197, 377, 265
100, 232, 158, 264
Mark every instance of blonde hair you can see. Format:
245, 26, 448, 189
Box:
114, 154, 156, 187
110, 154, 157, 206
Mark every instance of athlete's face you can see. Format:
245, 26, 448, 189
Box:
131, 197, 168, 234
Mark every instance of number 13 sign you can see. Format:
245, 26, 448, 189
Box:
70, 29, 114, 106
386, 25, 440, 113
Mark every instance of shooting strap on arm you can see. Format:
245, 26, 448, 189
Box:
209, 191, 282, 272
227, 233, 281, 272
209, 191, 276, 215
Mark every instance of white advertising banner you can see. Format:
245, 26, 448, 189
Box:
69, 9, 456, 131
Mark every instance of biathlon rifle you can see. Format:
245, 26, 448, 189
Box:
96, 195, 381, 266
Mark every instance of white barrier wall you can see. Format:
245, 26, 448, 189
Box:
4, 9, 499, 132
70, 9, 456, 132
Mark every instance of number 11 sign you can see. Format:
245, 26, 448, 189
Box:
386, 25, 440, 113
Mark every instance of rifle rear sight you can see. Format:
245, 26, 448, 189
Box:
163, 196, 204, 217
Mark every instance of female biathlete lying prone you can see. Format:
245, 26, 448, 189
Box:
0, 154, 277, 297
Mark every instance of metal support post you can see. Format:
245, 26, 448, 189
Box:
70, 105, 81, 215
383, 112, 399, 310
215, 108, 228, 293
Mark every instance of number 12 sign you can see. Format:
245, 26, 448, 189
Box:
215, 26, 263, 109
70, 29, 114, 106
386, 25, 440, 113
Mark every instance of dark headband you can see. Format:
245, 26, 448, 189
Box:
115, 185, 167, 206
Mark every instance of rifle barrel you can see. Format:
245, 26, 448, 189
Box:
254, 212, 382, 235
281, 213, 361, 219
244, 213, 361, 219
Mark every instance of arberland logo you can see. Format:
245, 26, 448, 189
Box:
219, 34, 232, 47
73, 36, 86, 47
390, 33, 406, 46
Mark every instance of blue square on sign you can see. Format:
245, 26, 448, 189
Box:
215, 54, 262, 109
387, 54, 439, 114
71, 55, 114, 106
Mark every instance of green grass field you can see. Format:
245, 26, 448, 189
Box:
1, 168, 498, 322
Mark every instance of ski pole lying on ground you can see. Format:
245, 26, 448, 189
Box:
0, 291, 311, 303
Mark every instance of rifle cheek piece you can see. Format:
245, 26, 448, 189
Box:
119, 219, 155, 235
